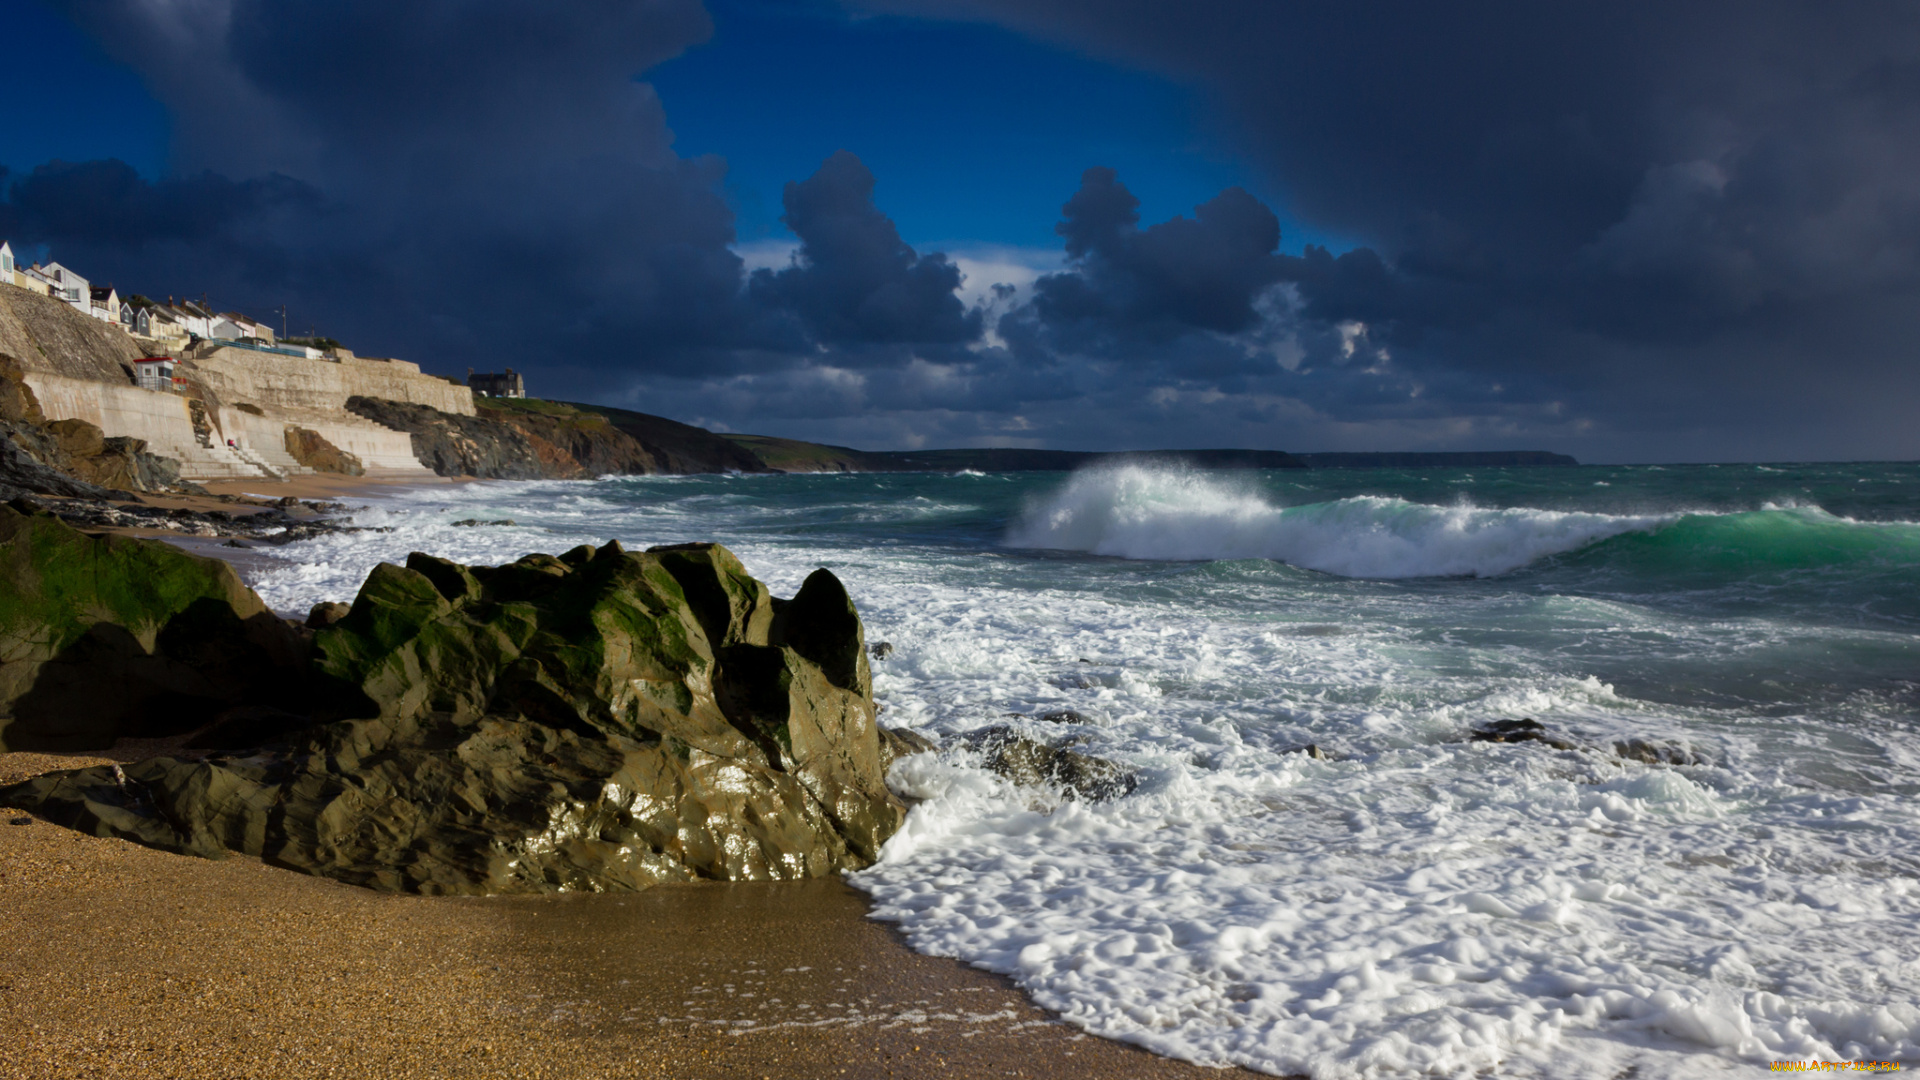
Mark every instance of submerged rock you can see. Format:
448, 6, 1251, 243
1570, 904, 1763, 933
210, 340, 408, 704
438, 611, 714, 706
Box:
877, 725, 938, 772
1, 540, 907, 895
960, 725, 1137, 801
1613, 737, 1707, 767
1472, 718, 1707, 766
1469, 718, 1581, 751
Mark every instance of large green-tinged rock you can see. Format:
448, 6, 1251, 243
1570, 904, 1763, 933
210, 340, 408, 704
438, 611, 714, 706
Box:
2, 541, 907, 895
0, 504, 307, 751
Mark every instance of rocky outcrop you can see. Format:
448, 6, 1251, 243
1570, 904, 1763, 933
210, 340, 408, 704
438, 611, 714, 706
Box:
2, 540, 908, 895
0, 352, 194, 498
348, 395, 773, 479
345, 395, 551, 479
475, 399, 657, 476
284, 426, 365, 475
0, 505, 310, 752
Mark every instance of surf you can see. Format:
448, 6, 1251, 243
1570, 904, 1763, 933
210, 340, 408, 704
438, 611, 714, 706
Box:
1005, 464, 1674, 578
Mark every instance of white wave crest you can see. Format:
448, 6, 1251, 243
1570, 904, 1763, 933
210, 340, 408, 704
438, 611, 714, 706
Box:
1005, 465, 1672, 578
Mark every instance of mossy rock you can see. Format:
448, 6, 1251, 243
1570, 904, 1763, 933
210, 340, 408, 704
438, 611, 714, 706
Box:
0, 505, 307, 751
2, 541, 907, 894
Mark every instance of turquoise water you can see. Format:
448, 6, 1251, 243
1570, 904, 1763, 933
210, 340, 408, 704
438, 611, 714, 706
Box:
252, 461, 1920, 1077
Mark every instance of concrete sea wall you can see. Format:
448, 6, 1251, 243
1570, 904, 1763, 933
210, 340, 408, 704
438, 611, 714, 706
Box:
1, 285, 462, 481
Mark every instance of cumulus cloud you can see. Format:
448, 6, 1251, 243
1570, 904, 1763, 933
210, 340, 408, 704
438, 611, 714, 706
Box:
749, 150, 981, 348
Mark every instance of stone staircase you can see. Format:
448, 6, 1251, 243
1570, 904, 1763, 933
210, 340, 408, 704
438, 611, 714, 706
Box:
233, 441, 315, 480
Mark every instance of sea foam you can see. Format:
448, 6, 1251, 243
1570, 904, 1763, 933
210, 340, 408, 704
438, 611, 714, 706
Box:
237, 471, 1920, 1079
1005, 465, 1672, 577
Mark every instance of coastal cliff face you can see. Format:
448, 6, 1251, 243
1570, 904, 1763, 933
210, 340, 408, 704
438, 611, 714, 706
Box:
347, 395, 770, 479
1, 528, 907, 894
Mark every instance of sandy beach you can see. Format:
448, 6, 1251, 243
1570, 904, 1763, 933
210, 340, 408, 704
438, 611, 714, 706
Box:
1, 745, 1239, 1079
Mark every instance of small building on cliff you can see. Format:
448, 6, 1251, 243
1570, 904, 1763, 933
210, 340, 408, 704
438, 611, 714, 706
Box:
468, 368, 525, 398
89, 285, 120, 325
0, 242, 12, 285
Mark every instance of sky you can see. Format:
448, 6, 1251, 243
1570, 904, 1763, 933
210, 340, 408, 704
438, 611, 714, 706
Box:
2, 0, 1917, 462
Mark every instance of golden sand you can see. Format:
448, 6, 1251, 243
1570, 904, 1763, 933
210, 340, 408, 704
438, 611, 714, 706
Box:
1, 747, 1244, 1079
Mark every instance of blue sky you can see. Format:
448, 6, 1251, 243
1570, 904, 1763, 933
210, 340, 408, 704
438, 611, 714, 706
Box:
647, 0, 1311, 252
3, 0, 167, 175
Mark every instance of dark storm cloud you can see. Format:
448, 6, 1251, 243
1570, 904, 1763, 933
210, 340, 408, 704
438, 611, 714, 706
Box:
1027, 167, 1285, 338
0, 160, 319, 249
750, 150, 981, 348
19, 0, 805, 387
857, 0, 1920, 460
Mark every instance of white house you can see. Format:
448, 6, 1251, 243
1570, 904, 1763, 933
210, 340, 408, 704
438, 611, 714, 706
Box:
169, 300, 216, 339
0, 242, 13, 285
38, 263, 90, 308
225, 312, 275, 343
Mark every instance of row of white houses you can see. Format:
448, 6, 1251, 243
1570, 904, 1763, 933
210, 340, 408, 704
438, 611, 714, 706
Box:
1, 240, 285, 352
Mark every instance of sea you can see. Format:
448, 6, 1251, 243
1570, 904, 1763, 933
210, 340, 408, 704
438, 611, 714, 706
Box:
242, 461, 1920, 1078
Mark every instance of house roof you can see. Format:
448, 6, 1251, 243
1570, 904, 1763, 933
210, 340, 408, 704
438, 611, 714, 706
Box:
90, 285, 116, 301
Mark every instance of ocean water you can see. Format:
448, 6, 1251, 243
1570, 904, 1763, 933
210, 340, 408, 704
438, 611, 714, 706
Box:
245, 462, 1920, 1078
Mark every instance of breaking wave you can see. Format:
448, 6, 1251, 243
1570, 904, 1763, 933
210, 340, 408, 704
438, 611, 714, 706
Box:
1005, 465, 1673, 578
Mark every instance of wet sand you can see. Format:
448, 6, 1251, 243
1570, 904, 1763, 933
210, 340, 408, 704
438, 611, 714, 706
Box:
2, 752, 1246, 1079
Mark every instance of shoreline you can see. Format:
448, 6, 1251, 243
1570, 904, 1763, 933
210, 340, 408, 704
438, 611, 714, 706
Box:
1, 743, 1239, 1079
2, 504, 1249, 1078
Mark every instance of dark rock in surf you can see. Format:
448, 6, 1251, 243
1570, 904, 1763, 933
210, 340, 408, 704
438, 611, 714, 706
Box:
1614, 737, 1707, 766
1035, 709, 1090, 725
869, 641, 894, 660
1470, 718, 1580, 751
961, 725, 1136, 801
877, 725, 939, 772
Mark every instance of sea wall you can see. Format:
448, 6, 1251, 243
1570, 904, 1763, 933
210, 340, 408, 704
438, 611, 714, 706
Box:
19, 371, 265, 480
188, 346, 475, 417
0, 285, 456, 480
